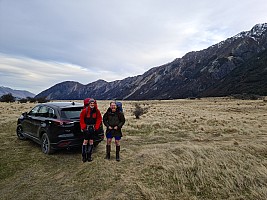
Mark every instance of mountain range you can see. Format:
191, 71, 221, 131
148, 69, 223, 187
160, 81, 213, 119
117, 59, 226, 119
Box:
36, 23, 267, 100
0, 86, 35, 99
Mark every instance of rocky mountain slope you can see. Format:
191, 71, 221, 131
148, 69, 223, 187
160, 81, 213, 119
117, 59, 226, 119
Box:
36, 23, 267, 100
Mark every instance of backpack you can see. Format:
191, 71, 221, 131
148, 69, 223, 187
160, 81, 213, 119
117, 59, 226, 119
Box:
116, 101, 123, 112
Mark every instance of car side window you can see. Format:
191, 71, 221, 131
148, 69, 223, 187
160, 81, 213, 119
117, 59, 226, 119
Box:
48, 108, 56, 118
28, 106, 41, 116
38, 106, 49, 118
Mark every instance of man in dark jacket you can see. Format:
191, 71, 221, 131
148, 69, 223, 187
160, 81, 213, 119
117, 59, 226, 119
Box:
103, 101, 125, 161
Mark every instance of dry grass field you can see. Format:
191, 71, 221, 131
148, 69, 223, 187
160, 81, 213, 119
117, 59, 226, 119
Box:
0, 98, 267, 200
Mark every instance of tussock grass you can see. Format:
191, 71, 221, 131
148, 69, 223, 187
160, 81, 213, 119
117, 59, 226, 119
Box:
0, 98, 267, 199
136, 143, 267, 199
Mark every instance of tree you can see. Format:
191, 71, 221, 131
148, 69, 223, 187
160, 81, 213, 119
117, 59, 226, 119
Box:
0, 93, 15, 102
18, 98, 28, 103
27, 97, 36, 103
36, 97, 49, 103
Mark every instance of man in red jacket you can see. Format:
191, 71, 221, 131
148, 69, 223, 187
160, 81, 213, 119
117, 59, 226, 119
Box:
80, 98, 102, 162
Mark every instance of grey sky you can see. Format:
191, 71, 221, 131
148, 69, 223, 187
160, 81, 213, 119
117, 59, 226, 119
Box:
0, 0, 266, 94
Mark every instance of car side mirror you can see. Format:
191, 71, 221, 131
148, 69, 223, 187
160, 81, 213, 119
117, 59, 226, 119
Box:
19, 112, 28, 119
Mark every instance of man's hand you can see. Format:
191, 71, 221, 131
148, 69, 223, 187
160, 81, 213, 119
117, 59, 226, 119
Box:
114, 126, 118, 130
108, 126, 113, 130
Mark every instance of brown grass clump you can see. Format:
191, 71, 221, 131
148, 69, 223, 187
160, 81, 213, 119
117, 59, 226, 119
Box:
0, 97, 267, 199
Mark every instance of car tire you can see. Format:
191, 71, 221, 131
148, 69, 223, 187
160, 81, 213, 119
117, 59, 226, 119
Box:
16, 125, 27, 140
41, 133, 55, 154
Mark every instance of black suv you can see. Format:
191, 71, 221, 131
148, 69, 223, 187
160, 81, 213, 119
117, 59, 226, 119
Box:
16, 102, 104, 154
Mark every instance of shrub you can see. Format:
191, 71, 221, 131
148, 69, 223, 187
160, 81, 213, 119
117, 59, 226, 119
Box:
133, 103, 148, 119
18, 98, 28, 103
231, 93, 263, 100
0, 93, 15, 102
36, 97, 49, 103
27, 97, 36, 103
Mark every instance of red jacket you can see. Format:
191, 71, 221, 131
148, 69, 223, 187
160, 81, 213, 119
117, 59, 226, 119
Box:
80, 106, 102, 131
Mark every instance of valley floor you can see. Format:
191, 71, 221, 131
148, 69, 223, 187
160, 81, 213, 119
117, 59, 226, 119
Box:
0, 97, 267, 199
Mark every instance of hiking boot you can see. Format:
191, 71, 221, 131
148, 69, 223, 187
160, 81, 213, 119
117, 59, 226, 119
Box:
82, 145, 87, 163
116, 145, 120, 162
105, 145, 111, 160
87, 145, 93, 162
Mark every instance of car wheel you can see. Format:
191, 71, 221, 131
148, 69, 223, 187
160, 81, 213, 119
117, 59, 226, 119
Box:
41, 133, 55, 154
16, 125, 27, 140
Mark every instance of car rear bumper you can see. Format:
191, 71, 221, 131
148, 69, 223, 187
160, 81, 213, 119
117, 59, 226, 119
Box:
51, 138, 83, 149
50, 135, 104, 149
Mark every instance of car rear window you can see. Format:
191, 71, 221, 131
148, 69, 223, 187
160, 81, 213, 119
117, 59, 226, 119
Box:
60, 107, 83, 119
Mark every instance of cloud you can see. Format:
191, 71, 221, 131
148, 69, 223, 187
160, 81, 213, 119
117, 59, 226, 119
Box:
0, 54, 127, 94
0, 0, 267, 94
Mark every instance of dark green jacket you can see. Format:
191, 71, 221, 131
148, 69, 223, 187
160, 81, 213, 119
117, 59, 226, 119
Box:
103, 108, 125, 137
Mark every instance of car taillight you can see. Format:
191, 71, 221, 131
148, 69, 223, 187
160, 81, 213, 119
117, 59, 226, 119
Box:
58, 141, 71, 147
54, 120, 74, 126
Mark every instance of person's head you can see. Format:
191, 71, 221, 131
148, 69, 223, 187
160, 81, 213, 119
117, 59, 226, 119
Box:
84, 98, 95, 108
110, 101, 117, 112
89, 99, 95, 109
